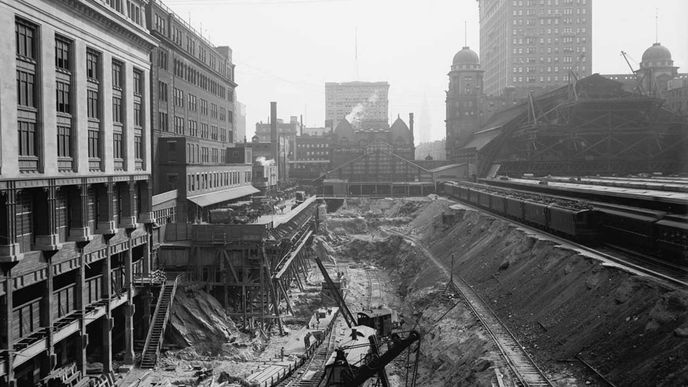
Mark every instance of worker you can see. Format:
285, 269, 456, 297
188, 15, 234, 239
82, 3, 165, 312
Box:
304, 333, 311, 349
280, 347, 285, 361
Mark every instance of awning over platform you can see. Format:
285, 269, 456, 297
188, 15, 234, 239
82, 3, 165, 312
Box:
187, 185, 259, 208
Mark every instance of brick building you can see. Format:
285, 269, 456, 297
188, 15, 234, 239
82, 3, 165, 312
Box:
0, 0, 158, 385
147, 0, 252, 223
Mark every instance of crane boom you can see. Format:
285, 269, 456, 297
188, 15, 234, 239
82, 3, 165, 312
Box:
350, 331, 421, 386
312, 240, 357, 328
621, 50, 645, 95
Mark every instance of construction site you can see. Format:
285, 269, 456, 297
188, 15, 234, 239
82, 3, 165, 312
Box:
92, 190, 684, 387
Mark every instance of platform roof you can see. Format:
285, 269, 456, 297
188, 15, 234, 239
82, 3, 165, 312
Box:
187, 185, 259, 207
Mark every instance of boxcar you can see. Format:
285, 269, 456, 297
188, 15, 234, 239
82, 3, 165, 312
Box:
489, 194, 508, 215
594, 206, 664, 251
458, 185, 469, 201
548, 206, 596, 241
478, 191, 491, 208
467, 188, 480, 205
655, 214, 688, 264
505, 197, 524, 220
523, 201, 548, 228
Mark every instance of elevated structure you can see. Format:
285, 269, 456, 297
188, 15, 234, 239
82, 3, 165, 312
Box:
457, 74, 688, 177
157, 198, 320, 332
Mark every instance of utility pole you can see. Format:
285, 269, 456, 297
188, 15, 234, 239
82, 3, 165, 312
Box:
449, 253, 455, 284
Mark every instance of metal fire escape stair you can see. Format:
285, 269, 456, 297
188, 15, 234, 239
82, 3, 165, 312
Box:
140, 276, 180, 369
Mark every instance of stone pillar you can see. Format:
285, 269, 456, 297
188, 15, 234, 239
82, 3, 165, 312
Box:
69, 183, 93, 243
35, 185, 62, 251
137, 180, 154, 225
75, 248, 87, 373
1, 271, 14, 385
96, 182, 116, 235
0, 186, 20, 261
39, 254, 55, 377
119, 181, 137, 230
101, 243, 113, 373
123, 242, 135, 364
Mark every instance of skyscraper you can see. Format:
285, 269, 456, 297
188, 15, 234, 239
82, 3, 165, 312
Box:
478, 0, 592, 96
325, 81, 389, 129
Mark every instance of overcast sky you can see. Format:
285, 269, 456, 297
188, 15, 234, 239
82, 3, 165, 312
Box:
163, 0, 688, 143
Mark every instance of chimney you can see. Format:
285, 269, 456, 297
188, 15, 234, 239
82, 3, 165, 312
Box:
409, 112, 415, 145
270, 102, 277, 161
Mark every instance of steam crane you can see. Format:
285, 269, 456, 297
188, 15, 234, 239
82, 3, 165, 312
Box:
311, 238, 421, 387
621, 50, 646, 95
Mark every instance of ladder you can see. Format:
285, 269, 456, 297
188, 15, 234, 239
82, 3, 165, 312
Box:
140, 275, 180, 369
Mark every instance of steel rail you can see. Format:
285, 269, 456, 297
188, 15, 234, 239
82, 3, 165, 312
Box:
386, 229, 553, 387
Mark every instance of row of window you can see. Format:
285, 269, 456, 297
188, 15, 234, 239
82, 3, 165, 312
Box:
172, 58, 231, 100
15, 17, 145, 170
105, 0, 144, 27
187, 170, 250, 193
153, 12, 232, 80
512, 64, 587, 73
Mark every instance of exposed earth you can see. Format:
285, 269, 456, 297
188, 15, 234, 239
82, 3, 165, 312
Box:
119, 196, 688, 387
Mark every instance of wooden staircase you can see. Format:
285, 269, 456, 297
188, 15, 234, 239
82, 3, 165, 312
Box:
139, 276, 180, 369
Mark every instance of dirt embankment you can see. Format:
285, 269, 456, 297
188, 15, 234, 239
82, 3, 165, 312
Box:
329, 198, 515, 386
404, 199, 688, 386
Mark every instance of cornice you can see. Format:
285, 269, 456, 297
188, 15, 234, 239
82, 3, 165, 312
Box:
52, 0, 158, 51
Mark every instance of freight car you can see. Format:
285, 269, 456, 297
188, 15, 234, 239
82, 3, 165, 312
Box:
440, 181, 688, 265
440, 181, 597, 242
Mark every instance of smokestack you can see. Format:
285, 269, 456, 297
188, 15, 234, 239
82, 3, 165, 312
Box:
270, 101, 277, 161
409, 112, 415, 145
300, 114, 303, 136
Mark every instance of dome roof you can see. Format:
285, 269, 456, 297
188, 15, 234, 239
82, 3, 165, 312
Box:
453, 46, 479, 66
641, 43, 673, 66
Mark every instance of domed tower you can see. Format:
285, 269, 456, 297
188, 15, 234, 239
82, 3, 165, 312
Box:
446, 46, 483, 162
638, 42, 678, 96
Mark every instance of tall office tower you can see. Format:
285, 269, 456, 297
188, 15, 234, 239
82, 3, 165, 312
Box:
0, 0, 157, 384
478, 0, 592, 96
148, 1, 254, 223
325, 81, 390, 129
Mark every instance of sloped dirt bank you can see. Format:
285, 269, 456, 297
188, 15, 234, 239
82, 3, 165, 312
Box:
400, 199, 688, 386
328, 199, 518, 386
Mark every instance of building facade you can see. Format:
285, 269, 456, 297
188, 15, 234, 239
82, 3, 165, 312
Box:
147, 0, 247, 223
234, 101, 247, 143
0, 0, 158, 385
325, 81, 390, 129
478, 0, 592, 96
290, 133, 332, 181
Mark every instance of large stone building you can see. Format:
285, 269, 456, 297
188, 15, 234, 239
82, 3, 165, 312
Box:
0, 0, 158, 385
325, 81, 389, 129
603, 42, 688, 117
478, 0, 592, 96
147, 0, 252, 223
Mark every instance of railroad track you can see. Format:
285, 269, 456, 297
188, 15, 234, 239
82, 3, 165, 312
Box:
386, 229, 553, 387
449, 198, 688, 288
281, 317, 341, 387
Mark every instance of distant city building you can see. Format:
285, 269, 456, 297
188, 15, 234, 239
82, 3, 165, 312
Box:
0, 0, 158, 383
478, 0, 592, 96
290, 132, 332, 181
603, 42, 688, 117
255, 117, 299, 181
148, 1, 255, 223
302, 126, 331, 137
325, 81, 390, 129
415, 140, 447, 161
235, 101, 247, 143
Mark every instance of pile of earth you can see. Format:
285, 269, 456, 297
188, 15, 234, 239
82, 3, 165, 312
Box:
166, 287, 256, 361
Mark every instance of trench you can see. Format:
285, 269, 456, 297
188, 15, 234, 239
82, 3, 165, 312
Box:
325, 197, 688, 386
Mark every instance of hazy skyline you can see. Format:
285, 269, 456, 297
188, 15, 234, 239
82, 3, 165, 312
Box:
163, 0, 688, 143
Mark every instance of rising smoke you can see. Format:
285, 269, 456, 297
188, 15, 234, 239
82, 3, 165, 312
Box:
255, 156, 275, 166
345, 91, 380, 128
